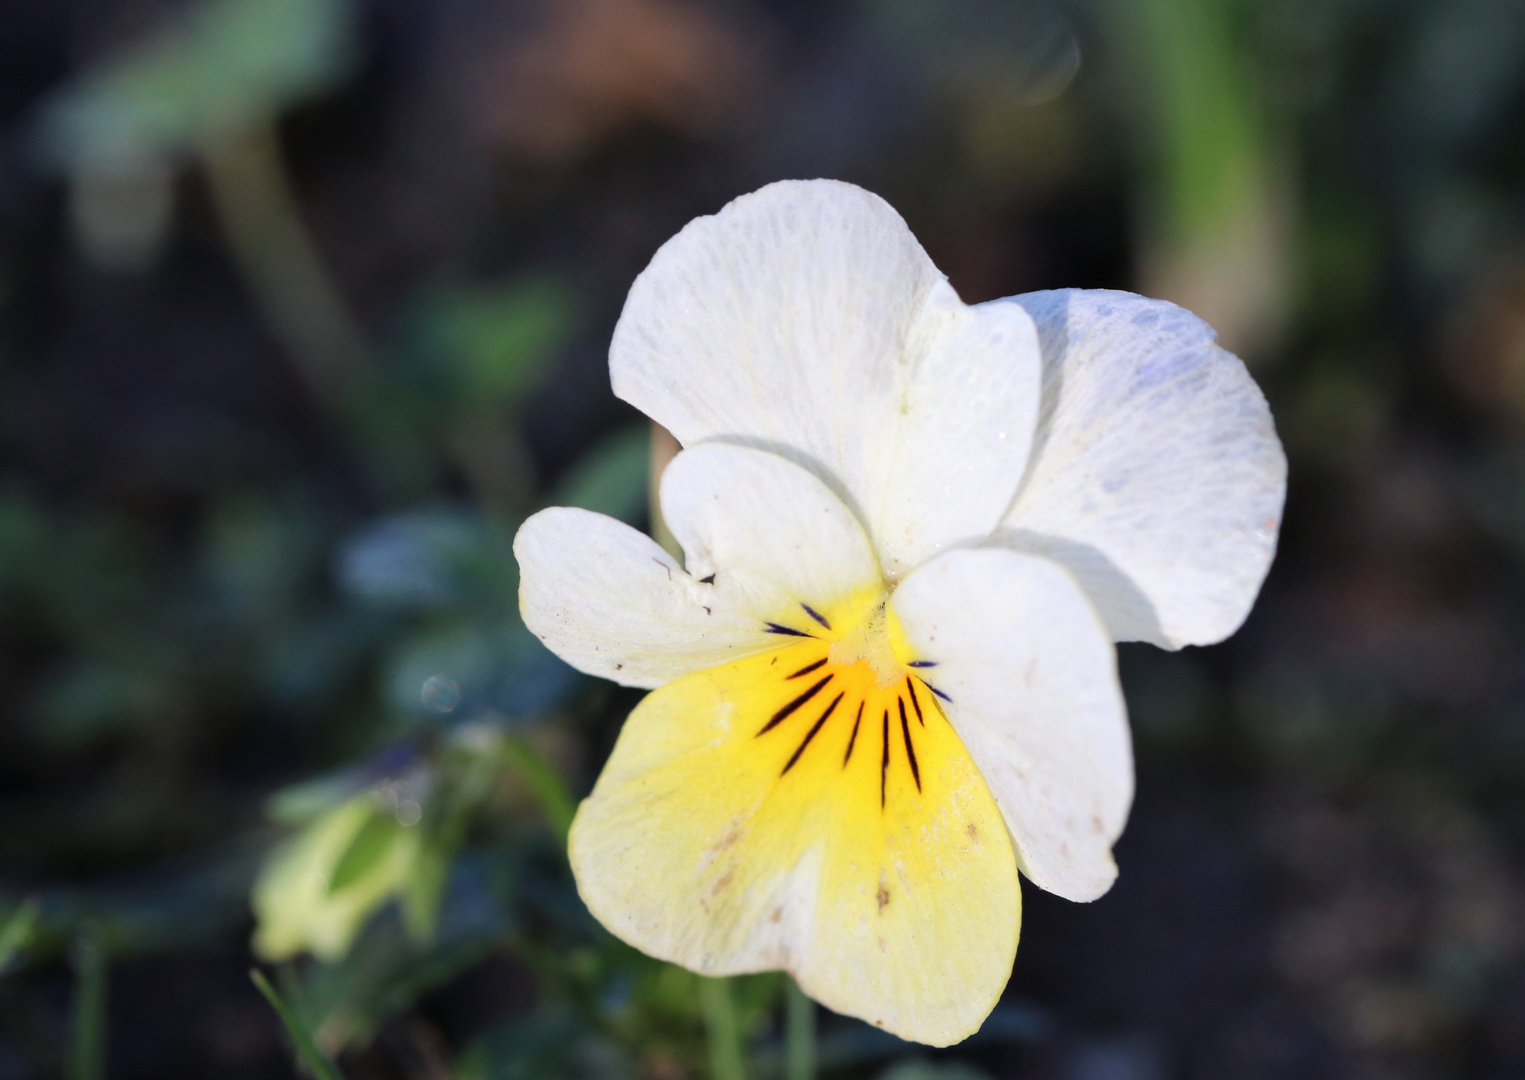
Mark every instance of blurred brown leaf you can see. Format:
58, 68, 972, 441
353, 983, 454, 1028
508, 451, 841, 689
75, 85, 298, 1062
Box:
1443, 259, 1525, 436
480, 0, 758, 165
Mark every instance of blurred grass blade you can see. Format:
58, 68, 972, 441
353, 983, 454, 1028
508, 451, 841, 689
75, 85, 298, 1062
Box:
251, 968, 343, 1080
500, 735, 576, 843
699, 976, 748, 1080
0, 900, 39, 973
70, 930, 108, 1080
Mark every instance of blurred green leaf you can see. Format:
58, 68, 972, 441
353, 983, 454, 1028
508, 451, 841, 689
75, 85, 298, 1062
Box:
421, 278, 575, 418
267, 771, 370, 826
553, 426, 651, 525
33, 0, 357, 174
327, 810, 401, 895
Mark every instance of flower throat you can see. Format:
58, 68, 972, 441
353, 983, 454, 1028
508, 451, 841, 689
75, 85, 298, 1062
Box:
756, 587, 950, 808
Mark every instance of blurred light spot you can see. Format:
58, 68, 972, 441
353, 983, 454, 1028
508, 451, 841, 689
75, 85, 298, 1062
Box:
421, 675, 461, 714
395, 799, 422, 827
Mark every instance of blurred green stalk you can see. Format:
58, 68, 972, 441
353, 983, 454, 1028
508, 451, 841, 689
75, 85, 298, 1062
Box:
500, 734, 577, 844
1133, 0, 1263, 246
1119, 0, 1290, 355
698, 975, 748, 1080
69, 929, 107, 1080
0, 901, 38, 972
202, 119, 368, 409
785, 977, 815, 1080
251, 969, 343, 1080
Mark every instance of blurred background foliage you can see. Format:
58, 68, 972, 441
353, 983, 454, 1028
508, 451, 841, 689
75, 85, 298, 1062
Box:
1, 0, 1523, 1077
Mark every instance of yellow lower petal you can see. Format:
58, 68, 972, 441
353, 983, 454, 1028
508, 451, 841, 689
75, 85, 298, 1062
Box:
569, 594, 1019, 1046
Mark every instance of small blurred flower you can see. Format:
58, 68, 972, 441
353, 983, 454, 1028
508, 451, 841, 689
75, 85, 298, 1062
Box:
515, 180, 1286, 1044
252, 789, 425, 962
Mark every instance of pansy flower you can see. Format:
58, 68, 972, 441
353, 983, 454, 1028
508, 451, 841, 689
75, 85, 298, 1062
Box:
514, 180, 1285, 1045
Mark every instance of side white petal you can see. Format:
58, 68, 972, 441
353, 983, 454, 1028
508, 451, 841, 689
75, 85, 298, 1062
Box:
515, 445, 881, 688
998, 289, 1286, 649
892, 548, 1133, 902
515, 507, 763, 689
611, 179, 1042, 579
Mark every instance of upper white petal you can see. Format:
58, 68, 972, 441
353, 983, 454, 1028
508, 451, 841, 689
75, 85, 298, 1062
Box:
997, 289, 1286, 649
515, 444, 880, 687
661, 442, 881, 619
611, 179, 1042, 579
891, 547, 1133, 902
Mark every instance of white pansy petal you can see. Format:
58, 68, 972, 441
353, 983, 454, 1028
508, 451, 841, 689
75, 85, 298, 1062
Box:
999, 289, 1286, 649
611, 179, 1042, 578
877, 298, 1042, 575
660, 443, 881, 622
515, 507, 765, 689
516, 445, 883, 688
892, 548, 1133, 902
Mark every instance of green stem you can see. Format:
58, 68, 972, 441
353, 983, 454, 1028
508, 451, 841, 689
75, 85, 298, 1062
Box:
785, 977, 816, 1080
69, 929, 107, 1080
201, 119, 369, 410
499, 734, 577, 844
250, 969, 343, 1080
0, 900, 38, 972
698, 976, 748, 1080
